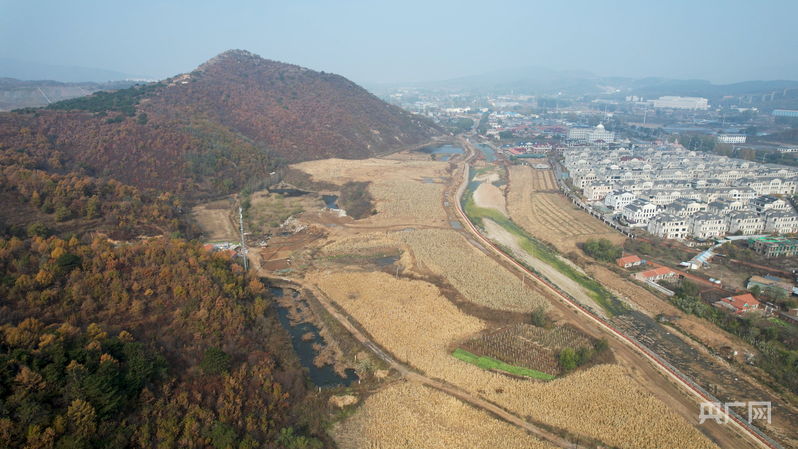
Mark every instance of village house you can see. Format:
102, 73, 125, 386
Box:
713, 293, 760, 314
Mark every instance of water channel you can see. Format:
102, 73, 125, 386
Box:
271, 287, 358, 387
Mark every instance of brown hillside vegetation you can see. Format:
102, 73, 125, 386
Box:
0, 49, 440, 198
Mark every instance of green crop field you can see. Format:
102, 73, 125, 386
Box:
452, 348, 555, 380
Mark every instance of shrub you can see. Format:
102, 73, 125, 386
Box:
199, 347, 232, 375
583, 238, 623, 262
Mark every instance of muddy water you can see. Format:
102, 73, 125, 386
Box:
323, 195, 339, 209
271, 288, 357, 387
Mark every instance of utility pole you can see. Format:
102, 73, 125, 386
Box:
239, 207, 248, 271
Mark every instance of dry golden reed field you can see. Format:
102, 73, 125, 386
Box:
507, 166, 625, 253
369, 179, 446, 220
321, 229, 550, 313
312, 270, 717, 449
333, 382, 555, 449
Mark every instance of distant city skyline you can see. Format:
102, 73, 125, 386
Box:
1, 0, 796, 85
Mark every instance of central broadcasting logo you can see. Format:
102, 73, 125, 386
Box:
699, 401, 771, 425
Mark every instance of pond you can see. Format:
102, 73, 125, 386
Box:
270, 188, 309, 197
419, 144, 464, 154
271, 288, 358, 387
322, 195, 339, 209
374, 255, 399, 266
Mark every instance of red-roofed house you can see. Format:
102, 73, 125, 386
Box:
203, 243, 215, 252
617, 255, 645, 268
713, 294, 760, 314
634, 267, 675, 282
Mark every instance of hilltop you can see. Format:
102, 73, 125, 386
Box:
0, 50, 440, 200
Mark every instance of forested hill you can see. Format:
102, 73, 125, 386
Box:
0, 50, 440, 199
178, 50, 440, 162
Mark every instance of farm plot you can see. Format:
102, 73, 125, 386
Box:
463, 324, 591, 376
332, 382, 554, 449
508, 166, 624, 253
312, 271, 717, 449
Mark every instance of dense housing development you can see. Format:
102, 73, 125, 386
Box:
565, 144, 798, 241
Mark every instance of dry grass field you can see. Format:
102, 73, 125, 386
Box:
190, 199, 238, 242
312, 271, 717, 449
507, 166, 625, 253
291, 156, 451, 227
332, 382, 554, 449
370, 179, 446, 221
320, 229, 550, 313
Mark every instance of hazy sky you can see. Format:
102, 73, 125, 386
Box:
2, 0, 797, 85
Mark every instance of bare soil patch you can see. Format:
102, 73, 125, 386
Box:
473, 182, 507, 216
191, 198, 238, 242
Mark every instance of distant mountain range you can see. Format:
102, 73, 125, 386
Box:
0, 78, 139, 111
369, 66, 798, 102
0, 50, 441, 199
0, 58, 145, 83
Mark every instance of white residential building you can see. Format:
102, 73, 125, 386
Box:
584, 182, 613, 201
666, 198, 707, 217
727, 211, 765, 235
751, 195, 790, 213
648, 213, 689, 239
707, 197, 746, 215
574, 172, 599, 189
622, 200, 658, 225
605, 190, 637, 212
697, 187, 757, 203
689, 213, 727, 239
764, 210, 798, 234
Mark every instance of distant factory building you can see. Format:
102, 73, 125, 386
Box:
652, 96, 708, 110
717, 134, 747, 144
772, 110, 798, 117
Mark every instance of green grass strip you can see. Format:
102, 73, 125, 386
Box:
452, 348, 555, 380
460, 171, 629, 316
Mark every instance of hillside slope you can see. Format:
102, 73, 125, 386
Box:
0, 50, 440, 199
